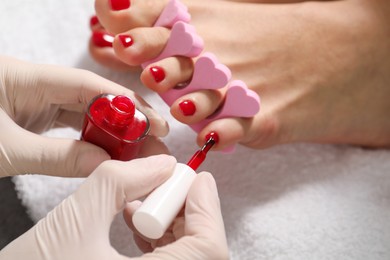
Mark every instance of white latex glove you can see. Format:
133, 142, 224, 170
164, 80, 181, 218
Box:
125, 171, 229, 259
0, 55, 168, 177
0, 154, 229, 260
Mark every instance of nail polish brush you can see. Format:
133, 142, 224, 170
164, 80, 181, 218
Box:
132, 135, 217, 239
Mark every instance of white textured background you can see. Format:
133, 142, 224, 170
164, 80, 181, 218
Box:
1, 0, 390, 259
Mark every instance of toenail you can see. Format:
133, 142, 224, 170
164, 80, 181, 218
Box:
205, 131, 219, 144
179, 100, 196, 116
110, 0, 131, 11
92, 31, 114, 47
150, 66, 166, 83
90, 15, 99, 27
118, 34, 134, 48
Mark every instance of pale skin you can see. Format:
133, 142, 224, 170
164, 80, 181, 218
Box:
90, 0, 390, 151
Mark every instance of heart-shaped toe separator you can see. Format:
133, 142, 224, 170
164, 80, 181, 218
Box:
190, 80, 261, 132
142, 21, 204, 68
160, 52, 231, 105
154, 0, 191, 28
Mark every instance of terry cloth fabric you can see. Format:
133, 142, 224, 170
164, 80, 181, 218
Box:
1, 0, 390, 259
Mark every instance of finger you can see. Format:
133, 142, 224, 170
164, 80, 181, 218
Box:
142, 172, 229, 259
136, 135, 170, 158
131, 92, 170, 137
124, 201, 176, 252
184, 172, 226, 239
123, 201, 155, 252
0, 111, 109, 177
30, 135, 110, 177
123, 201, 151, 242
53, 110, 84, 130
76, 155, 176, 230
36, 155, 177, 258
29, 61, 168, 137
123, 201, 142, 228
134, 234, 154, 253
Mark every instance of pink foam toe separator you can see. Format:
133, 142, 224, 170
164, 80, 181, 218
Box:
142, 21, 204, 68
190, 80, 260, 153
146, 0, 261, 153
183, 52, 231, 92
154, 0, 191, 28
213, 80, 260, 118
159, 52, 231, 105
190, 79, 260, 132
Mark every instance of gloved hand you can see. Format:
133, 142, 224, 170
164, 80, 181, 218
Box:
0, 55, 168, 177
125, 169, 229, 259
0, 155, 229, 260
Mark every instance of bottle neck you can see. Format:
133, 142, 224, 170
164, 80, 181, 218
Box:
105, 95, 135, 127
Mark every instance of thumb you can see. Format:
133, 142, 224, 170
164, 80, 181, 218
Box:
0, 111, 109, 177
0, 155, 177, 260
29, 135, 111, 177
142, 172, 229, 260
68, 154, 177, 237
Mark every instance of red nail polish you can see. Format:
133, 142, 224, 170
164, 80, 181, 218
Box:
205, 131, 219, 144
90, 15, 99, 27
150, 66, 165, 83
92, 31, 114, 47
118, 34, 133, 48
187, 135, 216, 171
110, 0, 131, 11
179, 100, 196, 116
81, 94, 150, 161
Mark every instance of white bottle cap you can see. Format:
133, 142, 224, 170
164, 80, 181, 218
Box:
132, 163, 196, 239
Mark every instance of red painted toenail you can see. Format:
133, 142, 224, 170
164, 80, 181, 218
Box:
118, 34, 133, 48
90, 15, 99, 27
179, 100, 196, 116
110, 0, 130, 11
150, 66, 165, 83
205, 131, 219, 144
92, 31, 114, 47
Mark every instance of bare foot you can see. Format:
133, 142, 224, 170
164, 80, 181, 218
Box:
91, 0, 390, 150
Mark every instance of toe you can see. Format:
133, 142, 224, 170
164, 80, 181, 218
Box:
89, 30, 138, 71
112, 27, 171, 66
95, 0, 169, 34
196, 118, 248, 151
140, 57, 193, 93
171, 89, 225, 124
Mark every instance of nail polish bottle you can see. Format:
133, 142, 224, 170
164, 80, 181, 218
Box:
81, 94, 150, 161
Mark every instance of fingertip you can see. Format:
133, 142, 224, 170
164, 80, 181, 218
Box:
129, 93, 169, 137
192, 171, 218, 196
150, 117, 170, 137
186, 171, 220, 210
141, 108, 169, 138
77, 142, 111, 177
134, 154, 177, 182
123, 200, 142, 229
137, 136, 170, 158
145, 154, 177, 169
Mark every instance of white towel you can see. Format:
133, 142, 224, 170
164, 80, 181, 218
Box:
2, 0, 390, 259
